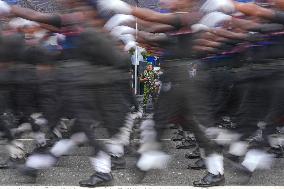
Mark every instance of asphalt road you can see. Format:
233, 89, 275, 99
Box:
0, 125, 283, 187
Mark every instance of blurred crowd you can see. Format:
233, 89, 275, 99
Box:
0, 0, 283, 187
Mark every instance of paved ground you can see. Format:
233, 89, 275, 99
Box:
0, 124, 283, 187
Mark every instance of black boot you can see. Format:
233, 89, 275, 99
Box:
19, 165, 38, 178
171, 134, 185, 141
79, 172, 113, 187
185, 148, 200, 159
176, 139, 196, 149
0, 162, 9, 169
0, 157, 26, 169
188, 158, 206, 170
111, 156, 126, 170
134, 159, 147, 184
173, 129, 184, 135
31, 145, 49, 154
226, 154, 252, 184
143, 106, 147, 114
193, 172, 225, 187
268, 146, 284, 158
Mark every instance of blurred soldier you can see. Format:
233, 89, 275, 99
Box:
20, 29, 131, 187
0, 34, 26, 168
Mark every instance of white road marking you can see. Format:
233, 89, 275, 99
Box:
0, 186, 284, 189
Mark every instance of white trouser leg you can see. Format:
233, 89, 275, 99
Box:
205, 153, 224, 175
242, 149, 274, 172
136, 150, 171, 171
110, 113, 135, 147
26, 154, 57, 169
90, 151, 111, 173
229, 141, 248, 157
50, 139, 76, 157
106, 143, 124, 157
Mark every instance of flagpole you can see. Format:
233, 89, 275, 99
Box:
134, 0, 138, 95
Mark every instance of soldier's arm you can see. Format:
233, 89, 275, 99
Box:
124, 18, 176, 33
154, 71, 158, 80
10, 5, 85, 28
138, 31, 169, 43
233, 2, 274, 19
130, 6, 202, 29
233, 2, 284, 25
140, 71, 147, 82
10, 5, 62, 27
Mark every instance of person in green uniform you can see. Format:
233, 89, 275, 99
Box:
140, 62, 158, 113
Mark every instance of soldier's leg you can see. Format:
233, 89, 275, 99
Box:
142, 87, 150, 113
96, 84, 131, 170
136, 80, 179, 172
224, 67, 275, 179
185, 66, 231, 187
36, 68, 62, 141
23, 85, 111, 186
12, 73, 42, 145
0, 73, 26, 168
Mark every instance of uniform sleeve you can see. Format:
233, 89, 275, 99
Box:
251, 23, 284, 33
141, 71, 146, 79
271, 10, 284, 25
47, 15, 62, 28
60, 12, 85, 26
154, 71, 158, 79
77, 29, 131, 69
173, 12, 203, 29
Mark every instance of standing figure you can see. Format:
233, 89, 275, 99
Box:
140, 63, 158, 113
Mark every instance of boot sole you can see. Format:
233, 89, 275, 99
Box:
176, 145, 195, 149
111, 165, 126, 170
0, 166, 10, 169
193, 179, 225, 187
226, 158, 252, 184
185, 155, 200, 159
188, 166, 206, 170
172, 138, 184, 141
79, 180, 113, 188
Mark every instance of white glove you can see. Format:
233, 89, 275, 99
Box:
9, 18, 39, 29
97, 0, 132, 15
116, 33, 136, 51
104, 14, 135, 31
191, 24, 210, 33
6, 140, 25, 159
110, 26, 136, 38
0, 0, 11, 15
118, 34, 135, 44
200, 0, 235, 14
55, 33, 66, 41
124, 41, 137, 51
199, 12, 232, 28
